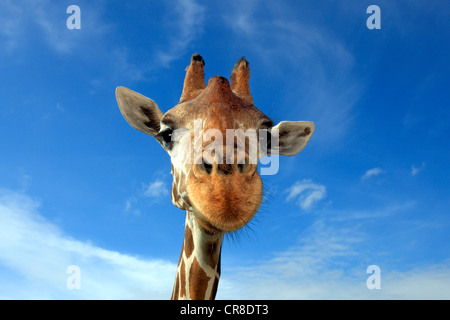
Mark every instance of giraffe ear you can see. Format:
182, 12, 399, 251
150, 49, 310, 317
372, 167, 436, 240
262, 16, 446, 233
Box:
271, 121, 315, 156
116, 86, 163, 136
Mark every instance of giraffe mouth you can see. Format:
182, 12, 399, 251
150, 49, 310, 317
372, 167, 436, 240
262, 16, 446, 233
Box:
186, 165, 263, 232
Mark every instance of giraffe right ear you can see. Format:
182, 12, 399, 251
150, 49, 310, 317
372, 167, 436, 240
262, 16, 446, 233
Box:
271, 121, 315, 156
115, 86, 164, 136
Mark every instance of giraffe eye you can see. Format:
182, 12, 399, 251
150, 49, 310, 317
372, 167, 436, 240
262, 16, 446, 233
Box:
162, 129, 172, 143
157, 128, 173, 147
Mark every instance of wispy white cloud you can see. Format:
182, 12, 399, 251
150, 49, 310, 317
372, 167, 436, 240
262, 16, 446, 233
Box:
0, 0, 110, 55
124, 196, 140, 216
218, 217, 450, 299
0, 0, 148, 92
2, 188, 448, 299
361, 167, 384, 180
124, 177, 170, 215
0, 189, 175, 299
143, 180, 170, 198
0, 1, 144, 86
286, 179, 326, 210
219, 259, 450, 299
327, 201, 417, 222
110, 48, 147, 82
0, 0, 24, 52
411, 163, 425, 176
223, 1, 361, 145
153, 0, 205, 67
219, 219, 362, 299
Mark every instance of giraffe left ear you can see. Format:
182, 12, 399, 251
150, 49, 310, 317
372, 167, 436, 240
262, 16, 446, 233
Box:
116, 86, 164, 136
271, 121, 315, 156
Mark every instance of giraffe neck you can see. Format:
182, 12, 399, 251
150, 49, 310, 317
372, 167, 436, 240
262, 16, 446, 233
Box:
171, 211, 224, 300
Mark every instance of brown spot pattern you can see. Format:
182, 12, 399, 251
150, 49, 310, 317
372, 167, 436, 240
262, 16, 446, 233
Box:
203, 239, 221, 269
180, 258, 186, 298
184, 225, 194, 259
189, 257, 211, 300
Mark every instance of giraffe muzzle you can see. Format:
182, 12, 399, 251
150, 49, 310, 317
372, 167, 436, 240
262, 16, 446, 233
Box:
187, 149, 262, 232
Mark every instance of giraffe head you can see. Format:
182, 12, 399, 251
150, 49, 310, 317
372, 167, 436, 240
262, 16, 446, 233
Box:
116, 54, 314, 233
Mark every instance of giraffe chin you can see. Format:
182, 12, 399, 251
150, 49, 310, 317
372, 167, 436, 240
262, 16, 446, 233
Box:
186, 171, 263, 233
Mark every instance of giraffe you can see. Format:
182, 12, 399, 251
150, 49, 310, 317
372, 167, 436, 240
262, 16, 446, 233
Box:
115, 53, 315, 300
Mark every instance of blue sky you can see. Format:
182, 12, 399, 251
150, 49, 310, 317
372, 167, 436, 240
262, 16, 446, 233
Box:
0, 0, 449, 299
